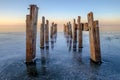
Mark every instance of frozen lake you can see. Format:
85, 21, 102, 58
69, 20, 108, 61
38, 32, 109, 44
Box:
0, 31, 120, 80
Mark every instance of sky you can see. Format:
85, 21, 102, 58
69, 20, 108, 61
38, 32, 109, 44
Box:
0, 0, 120, 32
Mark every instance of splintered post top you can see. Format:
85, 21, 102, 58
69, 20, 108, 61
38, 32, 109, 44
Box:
29, 4, 39, 9
88, 12, 94, 22
28, 4, 38, 20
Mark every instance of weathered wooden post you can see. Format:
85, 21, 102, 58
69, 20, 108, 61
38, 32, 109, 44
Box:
81, 23, 84, 31
55, 24, 57, 34
64, 24, 68, 37
69, 22, 72, 38
26, 5, 38, 63
68, 22, 71, 36
66, 23, 69, 35
40, 16, 45, 48
88, 12, 101, 63
64, 24, 66, 33
73, 19, 77, 50
50, 22, 54, 38
94, 20, 101, 61
54, 24, 57, 42
53, 24, 55, 35
45, 20, 49, 43
45, 20, 49, 48
73, 19, 77, 42
53, 23, 57, 35
78, 16, 82, 48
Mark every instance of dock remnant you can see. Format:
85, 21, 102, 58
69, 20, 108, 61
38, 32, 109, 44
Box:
66, 23, 69, 35
53, 23, 57, 35
73, 19, 77, 42
64, 24, 66, 34
73, 19, 77, 49
78, 16, 82, 48
88, 12, 101, 63
26, 5, 38, 63
54, 24, 57, 35
39, 17, 57, 50
40, 16, 45, 48
25, 5, 101, 64
45, 20, 49, 48
50, 22, 54, 39
64, 12, 101, 63
69, 22, 72, 38
45, 20, 49, 43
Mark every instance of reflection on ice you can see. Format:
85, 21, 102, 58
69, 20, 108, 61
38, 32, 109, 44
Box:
26, 62, 38, 77
0, 32, 120, 80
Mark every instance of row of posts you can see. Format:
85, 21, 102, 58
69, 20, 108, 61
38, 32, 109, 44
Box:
64, 12, 101, 63
26, 5, 57, 63
40, 16, 57, 49
26, 5, 101, 63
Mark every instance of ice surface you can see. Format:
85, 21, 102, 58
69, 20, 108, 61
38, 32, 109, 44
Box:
0, 31, 120, 80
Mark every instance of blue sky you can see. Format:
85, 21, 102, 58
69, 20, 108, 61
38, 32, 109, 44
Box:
0, 0, 120, 26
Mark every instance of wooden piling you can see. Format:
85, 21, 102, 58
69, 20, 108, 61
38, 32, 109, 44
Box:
64, 24, 66, 33
45, 20, 49, 43
78, 16, 82, 48
55, 24, 57, 34
54, 24, 57, 42
40, 16, 45, 48
73, 19, 77, 49
69, 22, 72, 38
50, 22, 54, 38
66, 23, 69, 35
81, 23, 84, 31
26, 5, 38, 62
53, 23, 57, 35
88, 12, 101, 63
52, 22, 54, 36
94, 20, 101, 62
68, 22, 70, 35
73, 19, 77, 42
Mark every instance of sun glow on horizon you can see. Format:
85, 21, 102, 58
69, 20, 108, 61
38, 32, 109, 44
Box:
0, 0, 120, 32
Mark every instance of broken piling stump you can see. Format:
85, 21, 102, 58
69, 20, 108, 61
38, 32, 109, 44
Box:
26, 5, 38, 63
94, 20, 101, 61
55, 24, 57, 35
53, 23, 57, 35
66, 23, 69, 35
69, 22, 72, 38
78, 16, 82, 48
73, 19, 77, 49
64, 24, 66, 34
50, 22, 54, 39
73, 19, 77, 42
40, 16, 45, 48
45, 20, 49, 48
45, 20, 49, 43
88, 12, 101, 63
